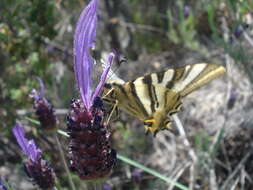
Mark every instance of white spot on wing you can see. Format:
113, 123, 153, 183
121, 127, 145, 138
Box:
134, 84, 152, 115
161, 70, 174, 86
151, 73, 158, 83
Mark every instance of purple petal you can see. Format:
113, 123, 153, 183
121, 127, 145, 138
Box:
30, 89, 39, 101
37, 77, 45, 99
74, 0, 98, 110
92, 52, 115, 102
29, 78, 46, 101
12, 123, 41, 162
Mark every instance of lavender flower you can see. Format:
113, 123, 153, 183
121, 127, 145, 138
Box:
67, 0, 116, 180
184, 6, 190, 18
0, 184, 7, 190
30, 78, 58, 131
103, 183, 112, 190
131, 168, 142, 184
234, 25, 243, 38
12, 123, 56, 190
0, 177, 7, 190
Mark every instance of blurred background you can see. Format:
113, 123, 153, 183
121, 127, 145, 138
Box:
1, 0, 253, 189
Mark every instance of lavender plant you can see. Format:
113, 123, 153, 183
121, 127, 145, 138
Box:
30, 78, 58, 131
12, 123, 56, 190
0, 177, 7, 190
66, 0, 116, 180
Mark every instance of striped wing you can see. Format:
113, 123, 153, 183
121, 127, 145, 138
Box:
104, 63, 226, 131
132, 63, 226, 97
123, 82, 169, 120
109, 82, 165, 120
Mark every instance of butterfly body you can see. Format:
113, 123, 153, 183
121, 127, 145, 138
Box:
104, 63, 226, 135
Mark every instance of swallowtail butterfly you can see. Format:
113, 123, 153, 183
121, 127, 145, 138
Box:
103, 63, 226, 135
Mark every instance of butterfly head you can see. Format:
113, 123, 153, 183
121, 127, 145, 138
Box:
144, 111, 172, 136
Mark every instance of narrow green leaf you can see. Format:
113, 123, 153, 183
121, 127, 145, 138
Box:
24, 116, 40, 125
117, 154, 189, 190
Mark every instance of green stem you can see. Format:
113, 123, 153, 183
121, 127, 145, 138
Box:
93, 183, 102, 190
117, 154, 189, 190
54, 133, 76, 190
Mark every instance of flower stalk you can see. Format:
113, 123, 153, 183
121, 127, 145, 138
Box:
67, 0, 116, 180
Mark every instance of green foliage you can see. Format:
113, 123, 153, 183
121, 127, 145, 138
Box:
166, 1, 202, 52
1, 0, 253, 189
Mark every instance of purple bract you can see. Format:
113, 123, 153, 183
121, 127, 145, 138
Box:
73, 0, 114, 111
12, 123, 56, 189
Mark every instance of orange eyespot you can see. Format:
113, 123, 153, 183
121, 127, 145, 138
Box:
144, 119, 155, 126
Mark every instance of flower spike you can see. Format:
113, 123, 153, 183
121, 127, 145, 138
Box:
12, 123, 56, 190
30, 79, 58, 131
67, 0, 116, 180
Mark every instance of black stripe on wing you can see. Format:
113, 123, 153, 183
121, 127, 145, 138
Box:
129, 82, 149, 117
142, 75, 156, 113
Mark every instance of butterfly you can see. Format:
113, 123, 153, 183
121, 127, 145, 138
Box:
103, 63, 226, 135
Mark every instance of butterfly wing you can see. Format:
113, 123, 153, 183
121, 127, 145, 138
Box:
170, 63, 226, 97
104, 63, 226, 134
133, 63, 226, 97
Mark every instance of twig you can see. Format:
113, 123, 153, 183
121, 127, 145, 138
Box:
243, 30, 253, 48
189, 164, 195, 190
220, 16, 233, 129
209, 168, 218, 190
230, 177, 239, 190
93, 183, 102, 190
220, 147, 252, 190
119, 20, 165, 34
172, 115, 197, 162
16, 109, 68, 115
168, 162, 191, 190
54, 133, 76, 190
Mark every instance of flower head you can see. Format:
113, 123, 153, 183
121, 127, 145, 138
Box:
184, 5, 190, 18
0, 184, 7, 190
12, 123, 56, 189
67, 0, 116, 180
73, 0, 114, 111
0, 177, 7, 190
30, 78, 58, 131
131, 168, 142, 184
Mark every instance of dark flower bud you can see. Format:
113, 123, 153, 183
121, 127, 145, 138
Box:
12, 123, 56, 190
227, 88, 237, 109
67, 97, 116, 180
0, 177, 7, 190
234, 26, 243, 38
0, 184, 7, 190
103, 183, 112, 190
24, 159, 55, 190
184, 6, 190, 18
131, 168, 142, 184
30, 79, 58, 131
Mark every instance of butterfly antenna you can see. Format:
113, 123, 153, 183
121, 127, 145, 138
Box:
102, 56, 126, 83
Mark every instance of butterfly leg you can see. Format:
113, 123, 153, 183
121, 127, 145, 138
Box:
105, 99, 119, 125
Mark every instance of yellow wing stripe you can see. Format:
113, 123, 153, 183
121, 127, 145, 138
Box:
172, 64, 207, 92
180, 64, 226, 97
